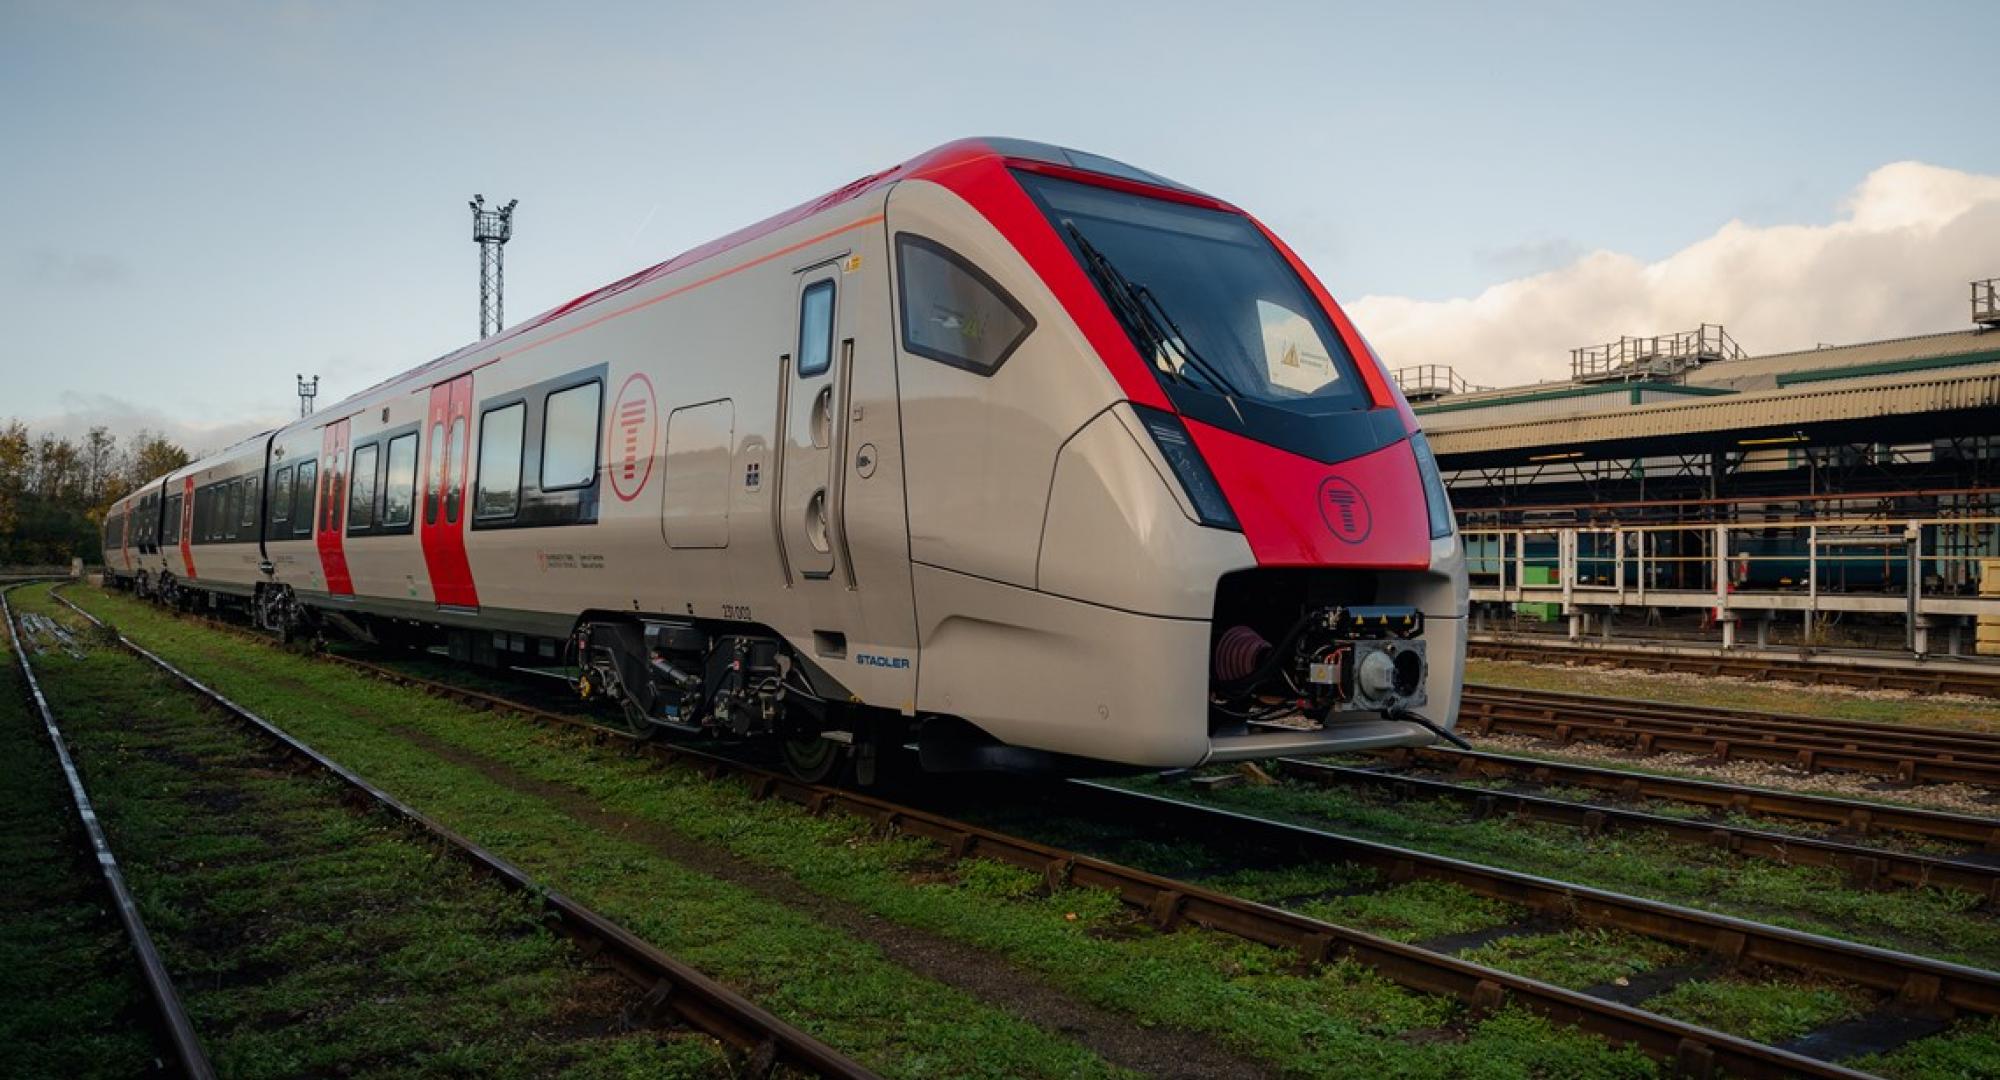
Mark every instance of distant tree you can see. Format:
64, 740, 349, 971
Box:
0, 421, 189, 566
0, 421, 28, 540
126, 429, 191, 487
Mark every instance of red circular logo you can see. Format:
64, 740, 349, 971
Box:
1317, 475, 1372, 544
607, 372, 658, 502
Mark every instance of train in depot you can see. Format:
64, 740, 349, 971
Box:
100, 138, 1468, 781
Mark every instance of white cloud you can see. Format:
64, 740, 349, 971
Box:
23, 392, 286, 460
1348, 162, 2000, 389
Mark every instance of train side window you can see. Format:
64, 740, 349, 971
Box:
797, 279, 835, 377
271, 467, 293, 525
894, 233, 1035, 375
382, 432, 417, 528
292, 460, 317, 537
475, 403, 524, 520
226, 480, 243, 541
324, 450, 346, 535
540, 382, 601, 490
425, 421, 446, 525
348, 444, 379, 533
163, 494, 181, 544
445, 416, 467, 524
242, 475, 259, 530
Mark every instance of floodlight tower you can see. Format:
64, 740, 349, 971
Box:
297, 374, 319, 417
470, 194, 518, 338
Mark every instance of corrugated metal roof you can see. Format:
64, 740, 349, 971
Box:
1428, 369, 2000, 458
1414, 327, 2000, 423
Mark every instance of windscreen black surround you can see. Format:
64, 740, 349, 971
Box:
1017, 170, 1408, 465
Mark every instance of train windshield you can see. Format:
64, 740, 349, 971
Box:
1017, 171, 1369, 416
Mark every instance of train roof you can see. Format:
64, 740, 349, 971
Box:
146, 138, 1211, 490
323, 138, 1211, 416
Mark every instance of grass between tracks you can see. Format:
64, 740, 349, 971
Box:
58, 587, 1661, 1079
0, 600, 159, 1077
1091, 769, 2000, 1068
1123, 768, 2000, 971
11, 589, 732, 1080
1465, 658, 2000, 734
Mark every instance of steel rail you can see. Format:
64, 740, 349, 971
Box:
1049, 780, 2000, 1018
1464, 694, 2000, 763
1462, 692, 2000, 769
3, 586, 217, 1080
82, 587, 1963, 1074
1469, 683, 2000, 753
295, 652, 1879, 1078
1273, 756, 2000, 900
48, 590, 875, 1080
107, 601, 1896, 1079
1470, 640, 2000, 699
1459, 694, 2000, 788
1381, 744, 2000, 851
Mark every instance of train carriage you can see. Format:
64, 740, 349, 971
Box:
108, 138, 1468, 778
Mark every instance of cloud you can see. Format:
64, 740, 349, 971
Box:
1347, 162, 2000, 389
19, 392, 286, 459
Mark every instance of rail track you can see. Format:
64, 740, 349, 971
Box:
1460, 685, 2000, 788
1375, 744, 2000, 851
4, 584, 216, 1079
37, 588, 875, 1080
1471, 639, 2000, 699
1272, 754, 2000, 899
88, 591, 1988, 1076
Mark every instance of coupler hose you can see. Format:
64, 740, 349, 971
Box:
1386, 705, 1472, 750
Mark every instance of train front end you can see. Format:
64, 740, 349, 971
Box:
911, 143, 1467, 768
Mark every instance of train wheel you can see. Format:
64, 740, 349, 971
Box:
781, 736, 848, 785
616, 698, 659, 740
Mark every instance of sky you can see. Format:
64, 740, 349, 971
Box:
3, 0, 1996, 454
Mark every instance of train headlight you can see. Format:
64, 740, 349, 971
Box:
1133, 405, 1238, 530
1409, 432, 1455, 540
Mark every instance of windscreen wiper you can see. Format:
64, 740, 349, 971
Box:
1063, 222, 1245, 423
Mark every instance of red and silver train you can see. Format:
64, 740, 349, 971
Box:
102, 138, 1466, 780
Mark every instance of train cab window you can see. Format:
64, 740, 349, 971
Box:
445, 417, 467, 524
383, 432, 417, 528
292, 461, 317, 537
797, 280, 835, 377
540, 382, 601, 490
475, 403, 524, 520
894, 234, 1035, 375
271, 467, 293, 525
348, 444, 379, 532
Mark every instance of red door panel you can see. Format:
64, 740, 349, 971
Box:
317, 420, 355, 596
420, 375, 479, 608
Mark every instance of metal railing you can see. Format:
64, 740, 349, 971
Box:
1976, 278, 2000, 327
1392, 364, 1487, 400
1570, 324, 1745, 382
1462, 515, 2000, 653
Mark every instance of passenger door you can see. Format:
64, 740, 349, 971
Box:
420, 374, 479, 609
316, 419, 355, 596
778, 270, 845, 581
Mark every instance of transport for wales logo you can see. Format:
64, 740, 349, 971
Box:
1317, 476, 1372, 544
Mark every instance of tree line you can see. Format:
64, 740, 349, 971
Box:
0, 422, 191, 566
